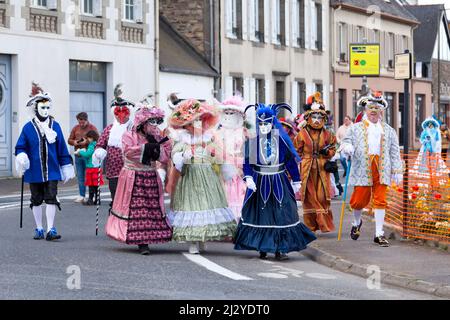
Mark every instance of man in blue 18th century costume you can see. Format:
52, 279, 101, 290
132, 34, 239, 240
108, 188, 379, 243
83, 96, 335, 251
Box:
233, 103, 316, 260
15, 82, 75, 241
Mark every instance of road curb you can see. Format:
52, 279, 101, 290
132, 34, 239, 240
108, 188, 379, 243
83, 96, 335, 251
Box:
301, 244, 450, 299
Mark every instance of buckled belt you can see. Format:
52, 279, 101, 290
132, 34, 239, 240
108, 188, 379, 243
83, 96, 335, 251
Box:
252, 164, 286, 175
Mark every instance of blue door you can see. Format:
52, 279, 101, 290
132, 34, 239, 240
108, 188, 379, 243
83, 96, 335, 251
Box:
0, 55, 11, 176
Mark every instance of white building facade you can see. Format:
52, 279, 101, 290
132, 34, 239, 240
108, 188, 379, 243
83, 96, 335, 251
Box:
0, 0, 157, 177
221, 0, 331, 117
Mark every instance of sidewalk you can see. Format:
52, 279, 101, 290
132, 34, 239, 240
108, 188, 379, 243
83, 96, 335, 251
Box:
301, 200, 450, 298
0, 176, 79, 195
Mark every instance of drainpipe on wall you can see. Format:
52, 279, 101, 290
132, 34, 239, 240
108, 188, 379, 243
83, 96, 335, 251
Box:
331, 5, 341, 127
154, 0, 159, 104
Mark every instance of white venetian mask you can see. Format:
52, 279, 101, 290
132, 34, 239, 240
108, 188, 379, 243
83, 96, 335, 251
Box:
37, 100, 51, 119
259, 122, 272, 135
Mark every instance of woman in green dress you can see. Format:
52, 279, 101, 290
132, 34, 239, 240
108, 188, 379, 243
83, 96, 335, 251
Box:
168, 99, 236, 254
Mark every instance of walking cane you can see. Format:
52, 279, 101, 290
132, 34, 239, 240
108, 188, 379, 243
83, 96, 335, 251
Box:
337, 158, 351, 241
95, 166, 102, 236
20, 174, 24, 229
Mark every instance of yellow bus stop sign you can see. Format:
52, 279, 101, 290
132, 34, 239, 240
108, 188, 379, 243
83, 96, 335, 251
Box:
349, 44, 380, 77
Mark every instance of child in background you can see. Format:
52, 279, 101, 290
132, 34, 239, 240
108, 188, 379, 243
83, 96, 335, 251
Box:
76, 130, 104, 206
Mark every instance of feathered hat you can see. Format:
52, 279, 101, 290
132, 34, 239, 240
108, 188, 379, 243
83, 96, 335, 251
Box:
110, 84, 135, 108
133, 94, 165, 127
217, 95, 245, 114
167, 92, 182, 110
169, 99, 219, 130
357, 91, 388, 110
303, 92, 327, 120
26, 82, 52, 108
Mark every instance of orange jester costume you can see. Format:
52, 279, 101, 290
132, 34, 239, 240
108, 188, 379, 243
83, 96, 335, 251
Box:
294, 93, 336, 232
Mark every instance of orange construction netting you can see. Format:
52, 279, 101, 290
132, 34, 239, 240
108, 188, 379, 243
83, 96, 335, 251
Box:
385, 150, 450, 244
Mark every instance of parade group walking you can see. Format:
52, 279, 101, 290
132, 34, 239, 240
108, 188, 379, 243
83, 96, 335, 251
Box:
14, 81, 404, 258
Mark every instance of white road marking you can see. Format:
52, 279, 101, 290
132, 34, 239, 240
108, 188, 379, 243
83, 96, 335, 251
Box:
257, 272, 289, 279
305, 273, 337, 280
182, 253, 253, 281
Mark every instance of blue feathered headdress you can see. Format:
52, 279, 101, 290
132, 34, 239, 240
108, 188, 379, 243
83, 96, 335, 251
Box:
245, 103, 301, 162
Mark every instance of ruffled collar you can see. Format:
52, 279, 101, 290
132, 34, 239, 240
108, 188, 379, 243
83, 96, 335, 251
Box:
171, 129, 213, 145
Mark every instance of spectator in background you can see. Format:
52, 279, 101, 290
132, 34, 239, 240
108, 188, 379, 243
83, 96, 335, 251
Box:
75, 130, 104, 206
336, 116, 353, 177
68, 112, 98, 203
440, 124, 450, 161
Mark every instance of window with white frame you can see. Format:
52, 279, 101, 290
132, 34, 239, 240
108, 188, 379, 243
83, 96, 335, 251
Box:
338, 23, 348, 62
124, 0, 134, 21
356, 26, 364, 43
374, 29, 380, 44
311, 2, 321, 50
255, 79, 265, 103
226, 0, 242, 39
82, 0, 94, 15
123, 0, 143, 23
402, 35, 408, 53
293, 0, 305, 48
249, 0, 264, 42
388, 32, 395, 67
34, 0, 47, 7
271, 0, 287, 46
32, 0, 58, 9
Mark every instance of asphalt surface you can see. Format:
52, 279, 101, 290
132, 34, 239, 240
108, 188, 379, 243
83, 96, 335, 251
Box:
0, 185, 441, 300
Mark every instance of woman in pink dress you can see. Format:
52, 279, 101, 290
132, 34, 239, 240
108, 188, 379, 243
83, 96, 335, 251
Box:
105, 105, 172, 255
214, 96, 248, 221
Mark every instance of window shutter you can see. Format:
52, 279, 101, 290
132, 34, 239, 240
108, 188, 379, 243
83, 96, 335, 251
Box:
243, 78, 251, 103
380, 31, 385, 66
304, 0, 310, 49
241, 0, 248, 40
93, 0, 102, 17
271, 0, 278, 44
311, 2, 317, 49
317, 2, 322, 51
134, 0, 143, 23
291, 81, 298, 115
249, 0, 256, 41
291, 0, 298, 48
249, 78, 256, 104
47, 0, 57, 10
320, 3, 325, 52
225, 76, 234, 97
265, 78, 271, 104
226, 0, 234, 38
264, 0, 270, 43
284, 0, 290, 46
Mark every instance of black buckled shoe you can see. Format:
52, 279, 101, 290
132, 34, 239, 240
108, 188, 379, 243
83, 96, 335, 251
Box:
138, 244, 151, 255
374, 235, 389, 247
275, 252, 289, 261
259, 252, 268, 260
350, 220, 363, 240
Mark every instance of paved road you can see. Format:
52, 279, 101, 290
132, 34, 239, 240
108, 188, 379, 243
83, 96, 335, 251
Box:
0, 188, 440, 300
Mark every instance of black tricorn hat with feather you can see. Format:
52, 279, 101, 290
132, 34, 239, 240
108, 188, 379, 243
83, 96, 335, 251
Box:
110, 84, 135, 108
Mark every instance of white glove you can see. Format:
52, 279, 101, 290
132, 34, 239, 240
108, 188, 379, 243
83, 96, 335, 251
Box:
391, 173, 403, 186
15, 153, 30, 176
61, 164, 75, 184
340, 143, 354, 160
245, 176, 257, 192
183, 149, 193, 163
173, 152, 184, 172
92, 148, 107, 167
221, 164, 237, 182
291, 181, 301, 194
157, 168, 167, 184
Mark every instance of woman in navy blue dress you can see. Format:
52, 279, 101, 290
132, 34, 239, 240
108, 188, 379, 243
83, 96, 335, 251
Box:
233, 103, 316, 260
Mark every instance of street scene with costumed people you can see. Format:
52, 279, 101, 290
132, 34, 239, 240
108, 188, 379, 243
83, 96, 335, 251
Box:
1, 0, 450, 301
